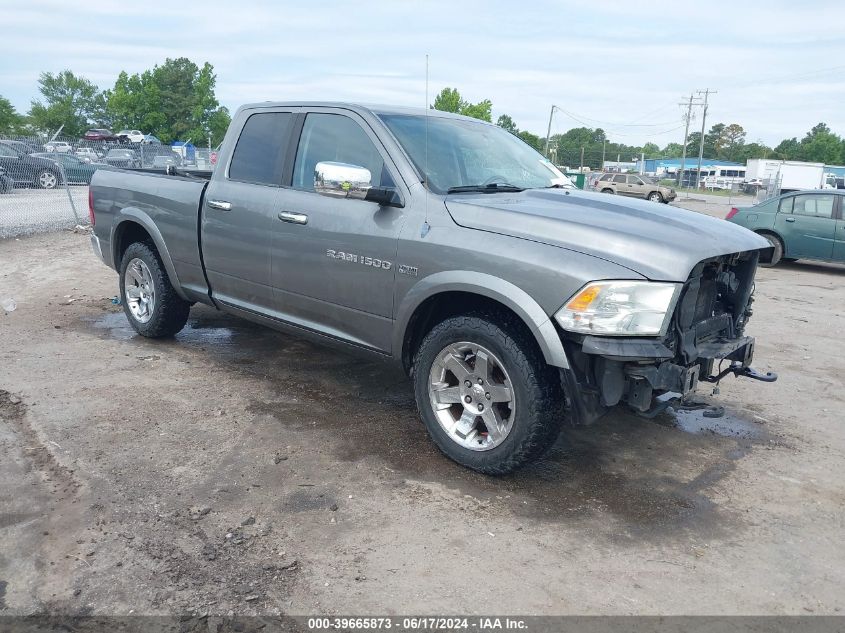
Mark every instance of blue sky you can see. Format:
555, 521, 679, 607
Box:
2, 0, 844, 147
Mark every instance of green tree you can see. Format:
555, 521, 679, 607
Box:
661, 142, 684, 157
496, 114, 518, 135
734, 142, 772, 162
28, 70, 103, 137
799, 123, 842, 164
773, 137, 800, 160
641, 142, 660, 158
720, 123, 746, 160
105, 58, 231, 144
432, 87, 462, 113
518, 130, 542, 151
431, 87, 492, 122
0, 95, 23, 134
460, 99, 492, 123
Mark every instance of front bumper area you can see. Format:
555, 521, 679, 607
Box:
562, 334, 777, 423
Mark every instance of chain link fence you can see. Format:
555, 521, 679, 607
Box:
0, 134, 216, 238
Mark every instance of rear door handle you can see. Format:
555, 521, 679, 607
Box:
785, 217, 796, 222
207, 199, 232, 211
278, 211, 308, 225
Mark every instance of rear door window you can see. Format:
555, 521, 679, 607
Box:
228, 112, 294, 186
792, 194, 835, 218
613, 175, 626, 184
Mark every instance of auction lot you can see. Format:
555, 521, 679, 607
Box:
1, 204, 844, 615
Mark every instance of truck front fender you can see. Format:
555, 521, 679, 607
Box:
394, 271, 570, 369
110, 209, 190, 302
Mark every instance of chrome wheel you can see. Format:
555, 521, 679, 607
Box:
38, 170, 57, 189
428, 342, 515, 451
124, 258, 156, 323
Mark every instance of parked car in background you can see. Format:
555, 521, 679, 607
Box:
143, 134, 161, 144
595, 173, 676, 203
1, 139, 40, 155
32, 152, 103, 185
44, 140, 73, 153
0, 167, 12, 193
151, 153, 182, 169
104, 148, 142, 168
0, 141, 62, 188
84, 129, 119, 142
75, 147, 102, 163
118, 130, 145, 143
726, 190, 845, 266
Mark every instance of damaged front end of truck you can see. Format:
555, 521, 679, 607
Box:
557, 249, 777, 424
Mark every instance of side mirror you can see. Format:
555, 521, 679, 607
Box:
315, 161, 371, 199
314, 161, 401, 207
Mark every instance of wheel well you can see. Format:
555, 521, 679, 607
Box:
114, 221, 154, 264
754, 229, 784, 248
401, 291, 541, 374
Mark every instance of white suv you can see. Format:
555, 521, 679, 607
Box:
44, 141, 73, 153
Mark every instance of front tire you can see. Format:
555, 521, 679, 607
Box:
648, 191, 663, 202
412, 313, 564, 475
119, 242, 190, 337
36, 169, 58, 189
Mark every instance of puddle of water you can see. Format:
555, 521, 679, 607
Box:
656, 408, 764, 440
668, 407, 764, 440
91, 311, 237, 346
83, 306, 768, 538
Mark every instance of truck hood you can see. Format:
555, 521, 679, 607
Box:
445, 189, 770, 281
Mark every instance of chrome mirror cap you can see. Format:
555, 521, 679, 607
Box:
314, 161, 372, 199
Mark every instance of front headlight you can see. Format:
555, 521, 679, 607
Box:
555, 281, 681, 336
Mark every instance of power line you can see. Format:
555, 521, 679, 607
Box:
554, 105, 683, 128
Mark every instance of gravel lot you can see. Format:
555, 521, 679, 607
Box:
0, 186, 89, 238
1, 207, 844, 617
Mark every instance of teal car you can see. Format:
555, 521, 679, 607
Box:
31, 152, 104, 185
726, 190, 845, 266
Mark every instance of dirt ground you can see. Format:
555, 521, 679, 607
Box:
1, 228, 844, 617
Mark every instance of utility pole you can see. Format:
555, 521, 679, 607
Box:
677, 93, 698, 189
601, 138, 606, 171
695, 88, 717, 189
543, 105, 559, 159
579, 146, 584, 171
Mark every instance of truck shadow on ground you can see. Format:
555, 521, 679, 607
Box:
90, 306, 782, 540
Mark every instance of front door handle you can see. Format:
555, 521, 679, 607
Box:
785, 217, 796, 222
278, 211, 308, 225
207, 199, 232, 211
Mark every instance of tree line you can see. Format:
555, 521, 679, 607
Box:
431, 87, 845, 168
0, 58, 231, 145
2, 76, 842, 166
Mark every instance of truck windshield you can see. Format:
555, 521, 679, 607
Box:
378, 113, 571, 194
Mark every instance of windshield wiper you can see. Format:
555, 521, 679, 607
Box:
447, 183, 525, 194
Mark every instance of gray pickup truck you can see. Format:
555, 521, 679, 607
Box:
89, 102, 776, 474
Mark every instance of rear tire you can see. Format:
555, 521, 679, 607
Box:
758, 233, 783, 267
601, 188, 614, 194
412, 312, 564, 475
119, 241, 190, 338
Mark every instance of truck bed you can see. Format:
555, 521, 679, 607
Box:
90, 167, 211, 302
